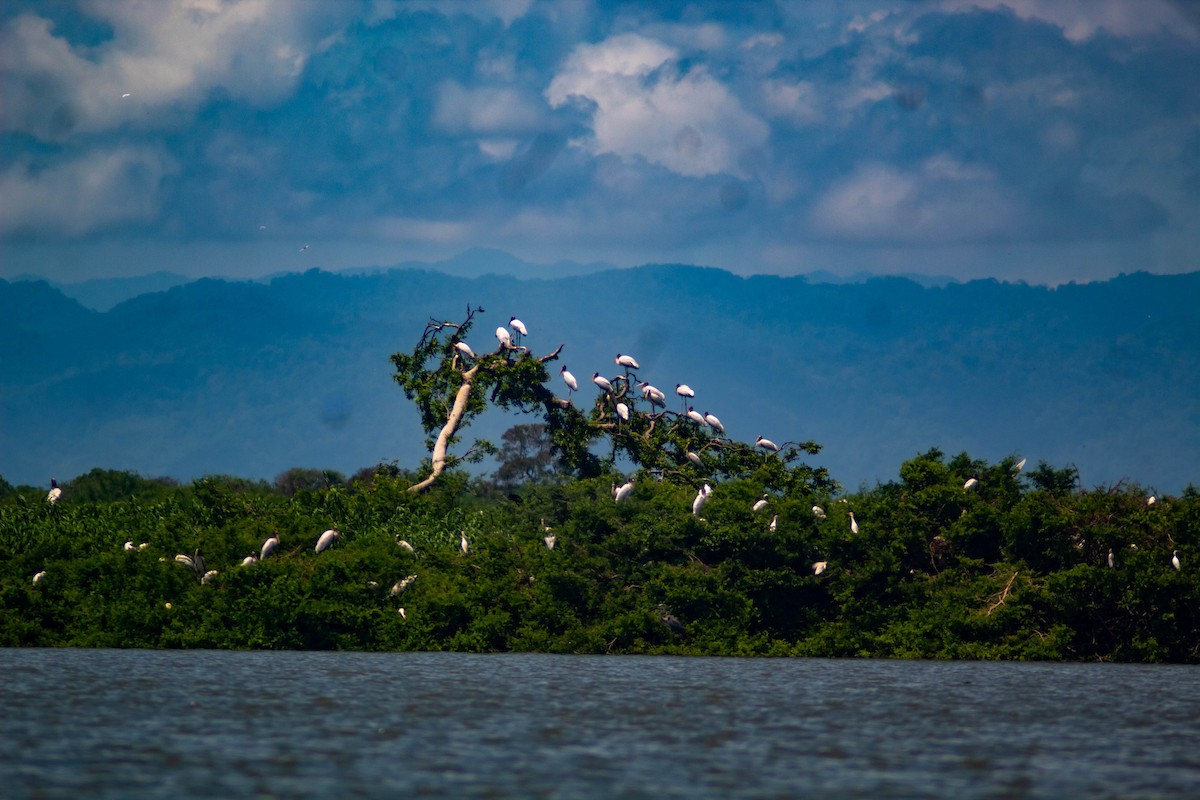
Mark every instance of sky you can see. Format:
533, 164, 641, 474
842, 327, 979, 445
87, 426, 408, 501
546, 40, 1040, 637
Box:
2, 0, 1199, 286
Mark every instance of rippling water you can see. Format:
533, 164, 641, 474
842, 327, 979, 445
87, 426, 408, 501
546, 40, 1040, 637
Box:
3, 650, 1199, 798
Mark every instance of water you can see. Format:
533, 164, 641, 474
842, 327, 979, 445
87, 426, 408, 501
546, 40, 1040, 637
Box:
2, 650, 1199, 799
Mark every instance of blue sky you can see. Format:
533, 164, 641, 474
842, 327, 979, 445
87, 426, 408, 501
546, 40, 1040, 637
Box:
2, 0, 1198, 285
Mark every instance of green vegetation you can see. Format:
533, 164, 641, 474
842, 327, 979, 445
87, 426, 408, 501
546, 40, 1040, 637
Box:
2, 453, 1196, 661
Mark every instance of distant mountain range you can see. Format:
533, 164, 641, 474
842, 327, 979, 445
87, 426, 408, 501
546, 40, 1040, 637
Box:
3, 258, 1198, 493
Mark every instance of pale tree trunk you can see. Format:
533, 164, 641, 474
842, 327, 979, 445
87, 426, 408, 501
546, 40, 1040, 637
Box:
407, 363, 481, 493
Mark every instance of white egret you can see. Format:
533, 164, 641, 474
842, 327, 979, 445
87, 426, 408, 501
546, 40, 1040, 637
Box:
812, 561, 828, 576
616, 353, 640, 370
33, 571, 46, 585
260, 533, 281, 560
47, 479, 62, 505
812, 505, 827, 520
613, 481, 634, 503
703, 412, 724, 434
544, 533, 556, 550
138, 542, 150, 550
315, 527, 340, 553
1172, 550, 1181, 571
1014, 458, 1027, 473
756, 436, 780, 453
849, 512, 859, 534
1148, 496, 1157, 506
616, 402, 630, 421
396, 538, 415, 553
769, 515, 778, 533
686, 407, 708, 426
391, 575, 418, 596
460, 533, 469, 554
240, 554, 258, 567
593, 373, 614, 393
398, 607, 407, 619
1107, 549, 1114, 568
454, 340, 475, 360
964, 478, 979, 491
495, 327, 511, 348
201, 570, 219, 585
509, 316, 528, 344
124, 541, 135, 551
561, 366, 578, 395
753, 494, 769, 512
686, 451, 703, 468
691, 490, 709, 516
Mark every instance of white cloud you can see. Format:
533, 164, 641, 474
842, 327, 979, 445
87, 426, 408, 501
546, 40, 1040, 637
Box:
372, 0, 534, 26
0, 146, 177, 236
808, 157, 1016, 243
0, 1, 337, 140
941, 0, 1198, 42
546, 33, 769, 178
433, 80, 548, 136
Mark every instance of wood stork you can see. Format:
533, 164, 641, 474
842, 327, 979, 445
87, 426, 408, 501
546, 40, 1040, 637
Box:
260, 533, 281, 560
124, 541, 136, 551
175, 549, 205, 574
849, 512, 859, 534
769, 515, 778, 532
396, 538, 415, 553
391, 574, 418, 596
812, 561, 828, 576
495, 327, 511, 348
315, 528, 340, 553
1148, 496, 1157, 506
615, 402, 630, 422
561, 366, 578, 396
753, 494, 769, 512
703, 412, 724, 435
509, 316, 528, 344
32, 570, 46, 585
964, 477, 979, 491
398, 607, 407, 619
454, 340, 475, 360
812, 505, 826, 520
616, 353, 640, 370
544, 533, 556, 550
676, 384, 695, 412
46, 479, 62, 505
613, 481, 634, 503
240, 554, 258, 567
756, 436, 780, 453
686, 407, 708, 426
1172, 550, 1181, 571
593, 373, 614, 393
686, 451, 703, 468
1014, 458, 1027, 473
201, 570, 219, 585
138, 542, 150, 550
639, 382, 666, 409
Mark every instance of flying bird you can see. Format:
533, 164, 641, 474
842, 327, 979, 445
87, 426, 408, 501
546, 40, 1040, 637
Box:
756, 436, 780, 453
753, 494, 769, 512
703, 412, 724, 435
299, 244, 310, 252
812, 505, 826, 520
560, 366, 578, 395
121, 92, 131, 98
593, 373, 614, 393
615, 353, 640, 370
260, 533, 281, 560
46, 479, 62, 505
315, 528, 340, 553
509, 316, 528, 344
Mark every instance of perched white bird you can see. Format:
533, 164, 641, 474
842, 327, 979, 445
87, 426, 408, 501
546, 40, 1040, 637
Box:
849, 512, 859, 535
32, 571, 46, 585
315, 528, 340, 553
240, 554, 258, 567
615, 353, 640, 370
460, 533, 469, 554
753, 494, 769, 512
756, 436, 780, 453
561, 366, 578, 395
454, 340, 476, 360
544, 533, 556, 550
1172, 550, 1181, 571
769, 515, 778, 533
396, 538, 415, 553
812, 561, 828, 576
691, 488, 710, 516
124, 541, 135, 551
964, 478, 979, 491
138, 542, 150, 551
175, 549, 205, 574
615, 402, 630, 421
1014, 458, 1027, 473
686, 407, 708, 426
1107, 549, 1114, 568
812, 505, 827, 520
260, 533, 281, 560
593, 373, 614, 393
509, 316, 528, 343
675, 384, 695, 399
201, 570, 219, 585
639, 382, 666, 408
46, 479, 62, 505
495, 327, 511, 348
391, 575, 418, 596
1148, 496, 1157, 506
703, 412, 724, 434
398, 607, 407, 619
613, 481, 634, 503
701, 483, 713, 497
686, 451, 703, 467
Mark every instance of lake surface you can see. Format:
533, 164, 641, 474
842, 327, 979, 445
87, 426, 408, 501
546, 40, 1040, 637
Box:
2, 650, 1199, 798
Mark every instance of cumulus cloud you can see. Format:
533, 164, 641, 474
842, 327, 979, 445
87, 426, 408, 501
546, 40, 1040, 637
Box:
546, 33, 769, 178
0, 146, 177, 236
0, 0, 339, 140
433, 80, 548, 137
941, 0, 1198, 41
